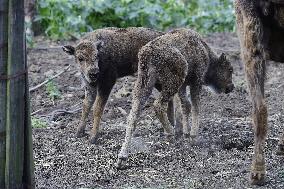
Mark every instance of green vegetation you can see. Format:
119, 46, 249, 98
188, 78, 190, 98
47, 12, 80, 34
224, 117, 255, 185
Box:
35, 0, 235, 40
31, 117, 48, 128
45, 81, 61, 101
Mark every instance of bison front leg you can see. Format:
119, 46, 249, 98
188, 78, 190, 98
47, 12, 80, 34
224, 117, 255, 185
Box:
76, 86, 96, 138
235, 0, 267, 185
89, 79, 115, 144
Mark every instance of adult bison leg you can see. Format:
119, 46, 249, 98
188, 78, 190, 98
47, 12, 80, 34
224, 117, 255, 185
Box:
235, 0, 267, 185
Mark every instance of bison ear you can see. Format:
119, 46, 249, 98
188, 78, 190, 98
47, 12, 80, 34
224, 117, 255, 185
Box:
219, 53, 227, 62
62, 45, 75, 55
94, 40, 104, 50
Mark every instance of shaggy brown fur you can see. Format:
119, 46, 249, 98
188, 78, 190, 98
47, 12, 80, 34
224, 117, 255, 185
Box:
62, 27, 165, 144
116, 28, 234, 168
235, 0, 284, 185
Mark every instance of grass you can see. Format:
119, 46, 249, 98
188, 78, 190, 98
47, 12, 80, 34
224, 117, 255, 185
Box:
45, 81, 61, 102
31, 117, 48, 128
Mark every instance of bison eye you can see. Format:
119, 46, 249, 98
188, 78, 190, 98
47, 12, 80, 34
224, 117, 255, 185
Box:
78, 57, 84, 62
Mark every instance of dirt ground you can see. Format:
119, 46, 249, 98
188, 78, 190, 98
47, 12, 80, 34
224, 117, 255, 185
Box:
28, 32, 284, 189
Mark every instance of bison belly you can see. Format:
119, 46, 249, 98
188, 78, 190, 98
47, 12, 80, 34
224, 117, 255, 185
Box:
263, 4, 284, 62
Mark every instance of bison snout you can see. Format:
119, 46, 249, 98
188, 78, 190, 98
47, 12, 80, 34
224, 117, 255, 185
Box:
225, 83, 234, 94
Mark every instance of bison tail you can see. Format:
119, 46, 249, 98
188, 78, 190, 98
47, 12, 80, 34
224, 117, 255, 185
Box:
137, 46, 155, 89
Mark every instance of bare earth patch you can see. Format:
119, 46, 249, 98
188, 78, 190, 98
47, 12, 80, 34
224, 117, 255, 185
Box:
29, 33, 284, 189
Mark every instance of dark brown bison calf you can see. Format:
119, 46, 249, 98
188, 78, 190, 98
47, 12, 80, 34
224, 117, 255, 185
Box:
62, 27, 164, 144
235, 0, 284, 185
117, 28, 234, 167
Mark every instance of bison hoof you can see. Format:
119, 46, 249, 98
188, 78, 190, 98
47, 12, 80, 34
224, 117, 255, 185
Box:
250, 171, 266, 186
133, 130, 140, 137
115, 149, 128, 170
89, 134, 99, 144
183, 133, 190, 138
276, 144, 284, 156
115, 157, 128, 170
174, 130, 183, 139
165, 134, 175, 143
189, 135, 198, 145
250, 162, 266, 186
182, 133, 191, 143
76, 130, 87, 138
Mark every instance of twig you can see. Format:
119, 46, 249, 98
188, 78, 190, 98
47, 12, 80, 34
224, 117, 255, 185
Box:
29, 65, 71, 92
49, 107, 82, 121
117, 107, 127, 115
70, 102, 82, 109
67, 85, 85, 91
277, 83, 284, 89
31, 109, 43, 116
211, 47, 240, 55
27, 46, 63, 51
36, 103, 82, 120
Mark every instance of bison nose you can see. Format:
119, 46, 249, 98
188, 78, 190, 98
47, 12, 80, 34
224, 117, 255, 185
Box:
225, 84, 234, 94
88, 70, 99, 81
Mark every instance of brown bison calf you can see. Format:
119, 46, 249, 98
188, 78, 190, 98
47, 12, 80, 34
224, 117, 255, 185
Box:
117, 28, 234, 167
235, 0, 284, 185
62, 27, 164, 144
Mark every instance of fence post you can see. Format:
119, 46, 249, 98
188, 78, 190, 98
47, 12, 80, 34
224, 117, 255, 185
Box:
0, 0, 35, 188
0, 0, 9, 188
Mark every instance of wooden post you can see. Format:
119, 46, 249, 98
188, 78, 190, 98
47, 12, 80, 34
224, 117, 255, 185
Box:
22, 21, 35, 189
0, 0, 35, 188
0, 0, 9, 188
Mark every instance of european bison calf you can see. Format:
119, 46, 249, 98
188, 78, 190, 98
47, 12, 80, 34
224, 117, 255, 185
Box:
117, 28, 234, 167
235, 0, 284, 185
62, 27, 164, 143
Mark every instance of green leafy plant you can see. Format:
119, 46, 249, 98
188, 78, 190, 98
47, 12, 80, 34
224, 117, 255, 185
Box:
35, 0, 235, 40
31, 117, 48, 128
45, 81, 61, 101
186, 0, 235, 33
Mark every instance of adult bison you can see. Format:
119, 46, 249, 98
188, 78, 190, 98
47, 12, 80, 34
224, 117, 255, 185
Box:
235, 0, 284, 185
